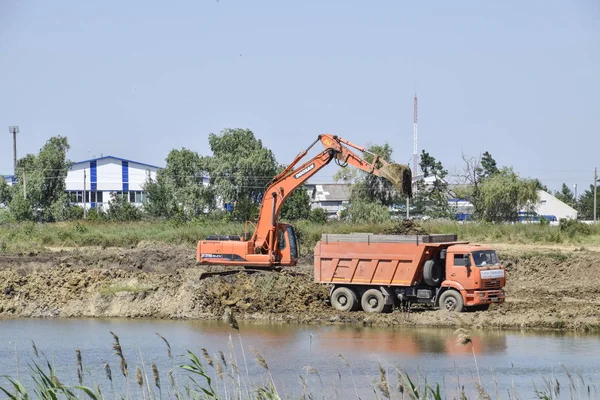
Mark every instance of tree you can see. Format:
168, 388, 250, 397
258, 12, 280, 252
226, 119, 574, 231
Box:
105, 193, 142, 221
309, 207, 328, 224
7, 136, 71, 221
208, 128, 278, 222
0, 179, 11, 207
577, 185, 599, 220
280, 187, 311, 221
476, 167, 539, 222
480, 151, 499, 177
336, 142, 404, 206
413, 150, 451, 218
459, 151, 499, 188
555, 183, 575, 208
345, 201, 390, 224
144, 148, 213, 220
532, 179, 549, 193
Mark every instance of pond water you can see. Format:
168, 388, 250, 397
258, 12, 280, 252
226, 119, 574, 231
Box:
0, 318, 598, 399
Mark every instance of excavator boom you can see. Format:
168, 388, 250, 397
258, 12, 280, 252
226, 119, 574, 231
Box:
197, 134, 412, 268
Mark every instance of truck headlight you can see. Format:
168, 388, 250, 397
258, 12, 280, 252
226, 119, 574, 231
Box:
478, 292, 485, 297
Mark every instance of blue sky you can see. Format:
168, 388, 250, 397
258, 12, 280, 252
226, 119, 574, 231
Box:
1, 0, 598, 194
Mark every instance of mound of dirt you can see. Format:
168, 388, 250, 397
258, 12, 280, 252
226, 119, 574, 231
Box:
1, 244, 600, 332
382, 219, 429, 235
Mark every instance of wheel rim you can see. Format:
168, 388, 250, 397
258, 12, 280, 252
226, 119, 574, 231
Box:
445, 298, 456, 310
339, 295, 348, 306
368, 296, 378, 308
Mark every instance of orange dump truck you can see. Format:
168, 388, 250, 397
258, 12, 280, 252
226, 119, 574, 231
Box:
314, 233, 505, 313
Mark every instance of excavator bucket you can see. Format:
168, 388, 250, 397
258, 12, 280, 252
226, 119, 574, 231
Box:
380, 163, 413, 198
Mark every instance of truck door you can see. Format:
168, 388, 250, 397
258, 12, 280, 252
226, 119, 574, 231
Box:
447, 253, 473, 289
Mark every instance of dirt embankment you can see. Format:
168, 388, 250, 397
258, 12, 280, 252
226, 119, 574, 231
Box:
0, 242, 599, 331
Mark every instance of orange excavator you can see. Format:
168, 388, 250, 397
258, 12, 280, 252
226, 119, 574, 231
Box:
196, 134, 412, 268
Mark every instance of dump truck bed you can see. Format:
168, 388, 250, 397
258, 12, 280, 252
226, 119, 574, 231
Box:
314, 233, 463, 286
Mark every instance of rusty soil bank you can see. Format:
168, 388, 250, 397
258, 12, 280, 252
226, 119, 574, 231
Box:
0, 241, 599, 332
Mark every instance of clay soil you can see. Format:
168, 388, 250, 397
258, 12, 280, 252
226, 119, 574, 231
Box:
0, 241, 599, 332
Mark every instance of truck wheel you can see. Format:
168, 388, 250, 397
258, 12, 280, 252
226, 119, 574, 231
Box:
361, 289, 386, 313
439, 290, 464, 312
423, 260, 442, 286
331, 287, 358, 312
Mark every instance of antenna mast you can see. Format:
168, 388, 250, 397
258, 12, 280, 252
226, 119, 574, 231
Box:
413, 94, 418, 178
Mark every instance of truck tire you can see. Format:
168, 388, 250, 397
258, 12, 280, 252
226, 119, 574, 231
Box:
423, 260, 442, 286
439, 290, 464, 312
361, 289, 387, 313
331, 287, 358, 312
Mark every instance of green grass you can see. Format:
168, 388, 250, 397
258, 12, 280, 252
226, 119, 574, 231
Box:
0, 219, 599, 254
99, 282, 156, 296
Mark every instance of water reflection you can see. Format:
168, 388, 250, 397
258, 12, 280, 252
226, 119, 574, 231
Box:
0, 318, 598, 399
313, 326, 507, 356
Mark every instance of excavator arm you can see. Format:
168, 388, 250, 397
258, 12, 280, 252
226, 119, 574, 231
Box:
251, 134, 412, 255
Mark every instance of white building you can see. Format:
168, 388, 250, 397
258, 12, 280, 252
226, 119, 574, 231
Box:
305, 183, 351, 217
2, 175, 15, 185
65, 156, 160, 209
534, 190, 577, 220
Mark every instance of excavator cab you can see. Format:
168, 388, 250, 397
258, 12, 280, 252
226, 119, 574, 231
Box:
275, 223, 299, 266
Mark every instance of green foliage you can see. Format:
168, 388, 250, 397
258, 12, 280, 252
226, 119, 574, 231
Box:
480, 151, 499, 177
475, 167, 539, 222
308, 207, 328, 224
0, 179, 11, 206
144, 147, 213, 220
558, 218, 592, 237
208, 128, 278, 222
577, 185, 599, 220
7, 136, 71, 222
344, 143, 403, 206
532, 178, 549, 193
105, 193, 142, 221
555, 183, 576, 208
413, 150, 452, 218
345, 201, 390, 224
280, 187, 311, 221
7, 191, 33, 221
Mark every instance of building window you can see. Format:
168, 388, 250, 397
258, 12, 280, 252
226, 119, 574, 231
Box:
129, 191, 147, 204
68, 191, 104, 203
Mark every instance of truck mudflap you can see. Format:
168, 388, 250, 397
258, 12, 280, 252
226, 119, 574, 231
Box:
465, 289, 505, 306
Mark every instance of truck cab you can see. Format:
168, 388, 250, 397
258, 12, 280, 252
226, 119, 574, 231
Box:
439, 244, 505, 311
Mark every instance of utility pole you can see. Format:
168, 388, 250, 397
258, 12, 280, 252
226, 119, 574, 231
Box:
594, 167, 598, 223
83, 169, 88, 219
9, 126, 19, 175
23, 170, 27, 199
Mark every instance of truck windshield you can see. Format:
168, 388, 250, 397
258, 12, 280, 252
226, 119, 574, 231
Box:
472, 250, 499, 267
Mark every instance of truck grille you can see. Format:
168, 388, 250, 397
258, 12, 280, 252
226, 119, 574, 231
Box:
483, 280, 501, 289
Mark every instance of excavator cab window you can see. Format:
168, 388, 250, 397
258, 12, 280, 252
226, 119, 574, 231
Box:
278, 228, 287, 250
286, 225, 298, 260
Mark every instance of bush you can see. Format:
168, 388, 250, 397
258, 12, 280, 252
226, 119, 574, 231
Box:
559, 218, 592, 237
346, 201, 390, 224
309, 208, 327, 224
105, 193, 142, 221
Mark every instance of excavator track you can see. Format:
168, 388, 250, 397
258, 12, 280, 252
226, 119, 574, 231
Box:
197, 265, 282, 280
